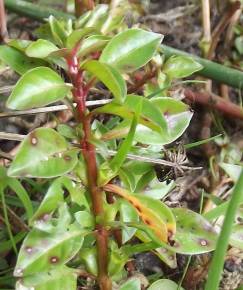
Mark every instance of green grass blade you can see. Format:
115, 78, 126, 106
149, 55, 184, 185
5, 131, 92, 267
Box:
205, 170, 243, 290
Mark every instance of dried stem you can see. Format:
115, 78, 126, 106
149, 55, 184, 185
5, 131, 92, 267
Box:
207, 1, 241, 60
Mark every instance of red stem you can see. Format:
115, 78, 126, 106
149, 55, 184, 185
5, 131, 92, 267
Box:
0, 0, 8, 43
67, 51, 111, 290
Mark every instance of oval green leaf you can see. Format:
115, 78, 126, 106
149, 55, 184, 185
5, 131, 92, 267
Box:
163, 55, 203, 79
14, 226, 84, 277
100, 28, 163, 72
172, 208, 217, 254
7, 67, 71, 110
8, 128, 78, 178
25, 39, 59, 58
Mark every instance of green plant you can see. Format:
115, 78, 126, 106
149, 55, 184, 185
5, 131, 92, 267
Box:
0, 2, 220, 290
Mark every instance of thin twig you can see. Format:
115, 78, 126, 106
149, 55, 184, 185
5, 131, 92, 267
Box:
0, 132, 202, 171
0, 99, 112, 118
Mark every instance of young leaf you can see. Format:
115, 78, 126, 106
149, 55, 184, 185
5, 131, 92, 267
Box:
66, 27, 97, 48
163, 55, 203, 79
78, 35, 110, 58
49, 15, 68, 47
109, 99, 141, 171
83, 60, 127, 103
104, 184, 176, 243
8, 128, 78, 178
172, 208, 217, 254
100, 28, 163, 72
0, 46, 46, 75
25, 39, 59, 58
84, 4, 109, 29
7, 67, 72, 110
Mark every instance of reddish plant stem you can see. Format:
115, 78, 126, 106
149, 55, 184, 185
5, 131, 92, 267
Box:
75, 0, 94, 17
67, 52, 111, 290
128, 69, 157, 94
0, 0, 8, 43
184, 88, 243, 120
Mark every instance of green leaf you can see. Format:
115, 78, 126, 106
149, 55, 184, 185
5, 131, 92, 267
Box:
163, 55, 203, 79
14, 224, 85, 276
172, 208, 217, 254
80, 248, 98, 276
30, 177, 88, 225
0, 46, 46, 75
109, 100, 141, 172
7, 39, 32, 52
100, 28, 163, 72
219, 163, 242, 182
120, 278, 141, 290
83, 60, 126, 103
148, 279, 185, 290
16, 267, 77, 290
7, 67, 71, 110
75, 211, 95, 229
0, 166, 33, 221
84, 4, 109, 29
230, 224, 243, 250
49, 15, 68, 47
8, 128, 78, 178
66, 27, 97, 48
108, 242, 128, 277
235, 36, 243, 55
119, 199, 139, 244
25, 39, 58, 58
134, 97, 193, 145
95, 95, 167, 134
143, 178, 175, 200
78, 34, 110, 57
